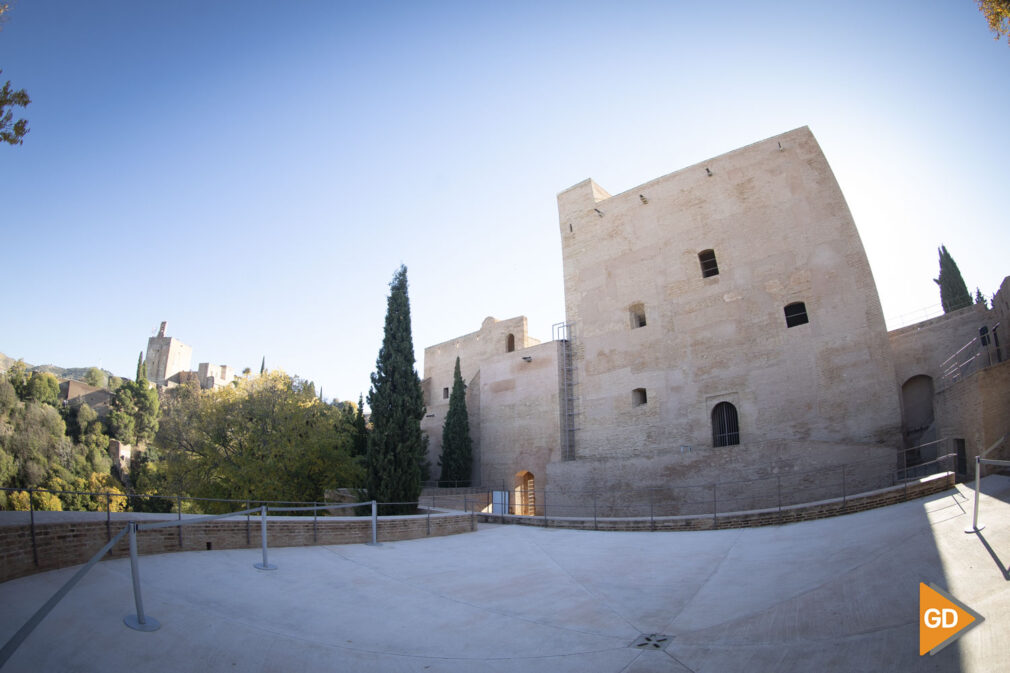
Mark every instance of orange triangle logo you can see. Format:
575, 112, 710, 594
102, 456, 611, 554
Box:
920, 583, 985, 655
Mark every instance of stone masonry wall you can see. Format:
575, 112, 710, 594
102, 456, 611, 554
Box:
478, 472, 954, 531
1, 511, 475, 584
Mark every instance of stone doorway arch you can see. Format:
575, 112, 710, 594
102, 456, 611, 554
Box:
514, 470, 535, 516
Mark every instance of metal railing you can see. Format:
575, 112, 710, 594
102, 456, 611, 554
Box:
964, 434, 1009, 534
0, 499, 379, 669
416, 445, 957, 524
939, 321, 1005, 390
964, 456, 1010, 534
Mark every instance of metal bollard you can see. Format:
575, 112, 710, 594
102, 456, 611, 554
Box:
367, 500, 379, 546
28, 489, 38, 567
965, 455, 985, 533
177, 495, 183, 548
124, 522, 160, 631
254, 506, 277, 570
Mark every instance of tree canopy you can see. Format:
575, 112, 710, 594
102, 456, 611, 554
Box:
366, 265, 426, 513
108, 367, 159, 446
154, 371, 363, 510
0, 74, 29, 146
933, 245, 973, 314
0, 7, 30, 146
977, 0, 1010, 44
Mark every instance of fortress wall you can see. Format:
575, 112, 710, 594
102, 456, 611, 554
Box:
544, 439, 896, 517
421, 316, 550, 483
474, 340, 562, 490
557, 126, 901, 458
888, 304, 991, 387
0, 511, 475, 584
935, 359, 1010, 476
479, 471, 954, 531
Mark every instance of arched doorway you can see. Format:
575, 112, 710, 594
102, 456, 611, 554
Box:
514, 470, 535, 516
901, 375, 935, 452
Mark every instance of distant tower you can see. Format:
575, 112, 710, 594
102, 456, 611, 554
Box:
145, 321, 193, 386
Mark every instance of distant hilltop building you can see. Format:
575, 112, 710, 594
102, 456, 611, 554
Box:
145, 322, 193, 387
420, 126, 1010, 514
58, 379, 114, 417
144, 321, 236, 390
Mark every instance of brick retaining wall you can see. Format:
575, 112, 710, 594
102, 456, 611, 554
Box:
1, 510, 475, 584
478, 472, 956, 531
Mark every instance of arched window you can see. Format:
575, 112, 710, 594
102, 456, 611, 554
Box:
712, 402, 739, 447
506, 334, 515, 353
784, 302, 809, 328
698, 249, 719, 278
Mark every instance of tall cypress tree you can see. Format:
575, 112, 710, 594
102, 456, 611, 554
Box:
351, 393, 368, 458
438, 356, 473, 486
933, 245, 972, 314
135, 351, 146, 382
366, 265, 425, 514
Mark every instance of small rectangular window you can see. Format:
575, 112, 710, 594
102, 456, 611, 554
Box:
699, 249, 719, 278
443, 387, 449, 399
784, 302, 809, 328
632, 388, 647, 407
630, 303, 646, 328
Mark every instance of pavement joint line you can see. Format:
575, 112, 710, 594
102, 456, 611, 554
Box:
615, 648, 644, 673
661, 528, 744, 634
661, 646, 699, 672
666, 507, 936, 638
525, 531, 644, 635
314, 541, 632, 641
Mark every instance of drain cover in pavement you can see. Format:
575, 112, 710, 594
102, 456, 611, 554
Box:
630, 633, 671, 649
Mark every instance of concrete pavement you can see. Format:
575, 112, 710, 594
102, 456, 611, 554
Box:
2, 476, 1009, 672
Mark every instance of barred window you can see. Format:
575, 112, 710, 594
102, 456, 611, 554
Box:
712, 402, 739, 446
784, 302, 809, 328
698, 249, 719, 278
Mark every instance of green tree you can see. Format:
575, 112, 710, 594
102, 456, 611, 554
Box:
351, 393, 368, 458
24, 371, 59, 406
933, 245, 972, 314
109, 371, 159, 446
0, 377, 16, 417
438, 357, 473, 486
2, 401, 73, 487
366, 266, 426, 513
135, 351, 146, 382
977, 0, 1010, 44
975, 287, 988, 307
155, 372, 362, 509
83, 367, 107, 389
0, 71, 29, 146
5, 358, 28, 399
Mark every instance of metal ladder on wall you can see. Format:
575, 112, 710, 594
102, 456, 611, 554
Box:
554, 321, 578, 461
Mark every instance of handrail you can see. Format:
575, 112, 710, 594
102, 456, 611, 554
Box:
0, 525, 129, 669
0, 499, 383, 666
965, 455, 1010, 534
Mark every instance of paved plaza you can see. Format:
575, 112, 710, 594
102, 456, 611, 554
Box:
1, 476, 1009, 672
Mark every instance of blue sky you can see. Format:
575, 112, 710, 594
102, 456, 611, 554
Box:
1, 1, 1007, 404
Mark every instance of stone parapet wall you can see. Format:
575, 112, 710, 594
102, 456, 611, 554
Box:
1, 511, 475, 584
477, 472, 954, 531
